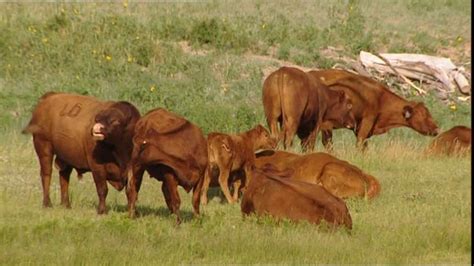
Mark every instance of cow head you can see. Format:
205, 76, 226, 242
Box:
92, 101, 140, 143
252, 124, 278, 150
403, 102, 439, 136
325, 90, 356, 129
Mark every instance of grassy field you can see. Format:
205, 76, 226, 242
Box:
0, 1, 471, 265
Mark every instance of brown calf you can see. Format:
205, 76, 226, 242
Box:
241, 165, 352, 230
200, 125, 276, 205
426, 126, 471, 156
255, 150, 381, 199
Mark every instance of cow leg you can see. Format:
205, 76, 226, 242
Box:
91, 169, 108, 215
127, 165, 145, 218
322, 129, 334, 152
283, 118, 298, 150
302, 124, 320, 152
191, 171, 204, 217
267, 117, 280, 142
231, 179, 241, 202
238, 164, 253, 198
355, 116, 375, 151
200, 165, 212, 205
162, 173, 181, 224
58, 162, 73, 208
217, 166, 234, 204
33, 136, 54, 208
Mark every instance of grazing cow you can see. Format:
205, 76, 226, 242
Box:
262, 66, 355, 151
126, 108, 208, 224
241, 165, 352, 230
200, 125, 277, 205
22, 92, 140, 214
308, 69, 439, 149
426, 126, 471, 156
255, 150, 380, 199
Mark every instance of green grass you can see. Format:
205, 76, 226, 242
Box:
0, 1, 471, 264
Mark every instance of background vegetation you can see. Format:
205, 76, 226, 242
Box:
0, 1, 471, 264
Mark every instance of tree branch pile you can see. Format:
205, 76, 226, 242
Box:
354, 51, 471, 102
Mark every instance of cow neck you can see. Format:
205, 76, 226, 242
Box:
373, 93, 410, 134
105, 133, 134, 169
323, 90, 339, 119
239, 128, 259, 151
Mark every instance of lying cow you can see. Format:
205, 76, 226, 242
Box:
200, 125, 276, 205
127, 108, 208, 224
308, 69, 439, 150
241, 165, 352, 230
23, 92, 140, 214
262, 66, 355, 151
426, 126, 471, 156
255, 150, 381, 199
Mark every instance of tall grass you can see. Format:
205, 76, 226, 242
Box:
0, 1, 471, 264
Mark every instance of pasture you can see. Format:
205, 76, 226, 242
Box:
0, 1, 471, 264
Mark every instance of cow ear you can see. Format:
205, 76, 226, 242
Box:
403, 105, 413, 119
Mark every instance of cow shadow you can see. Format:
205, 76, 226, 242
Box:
205, 187, 232, 204
110, 204, 195, 223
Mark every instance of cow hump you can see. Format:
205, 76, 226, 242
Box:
146, 108, 189, 134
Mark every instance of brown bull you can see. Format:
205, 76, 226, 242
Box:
23, 92, 140, 214
255, 150, 381, 199
200, 125, 276, 205
308, 69, 439, 149
241, 165, 352, 230
262, 66, 355, 151
126, 108, 207, 224
426, 126, 471, 156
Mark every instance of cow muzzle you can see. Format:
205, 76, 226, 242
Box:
92, 123, 105, 140
431, 127, 440, 136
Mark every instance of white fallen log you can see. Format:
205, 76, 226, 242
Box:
359, 51, 471, 95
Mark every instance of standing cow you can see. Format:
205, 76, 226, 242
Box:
23, 92, 140, 214
126, 108, 208, 224
263, 66, 355, 151
308, 69, 439, 149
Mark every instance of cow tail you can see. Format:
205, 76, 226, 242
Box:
277, 71, 288, 143
363, 174, 381, 199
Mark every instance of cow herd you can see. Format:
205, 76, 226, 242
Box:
22, 67, 471, 230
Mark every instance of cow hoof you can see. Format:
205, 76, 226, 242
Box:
42, 200, 52, 208
97, 208, 107, 215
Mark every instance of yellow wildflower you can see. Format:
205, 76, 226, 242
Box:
92, 49, 97, 54
150, 85, 156, 92
262, 24, 266, 29
28, 26, 37, 33
42, 37, 48, 43
105, 55, 112, 61
135, 36, 140, 40
127, 55, 133, 63
123, 0, 128, 8
456, 36, 463, 42
449, 104, 457, 111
